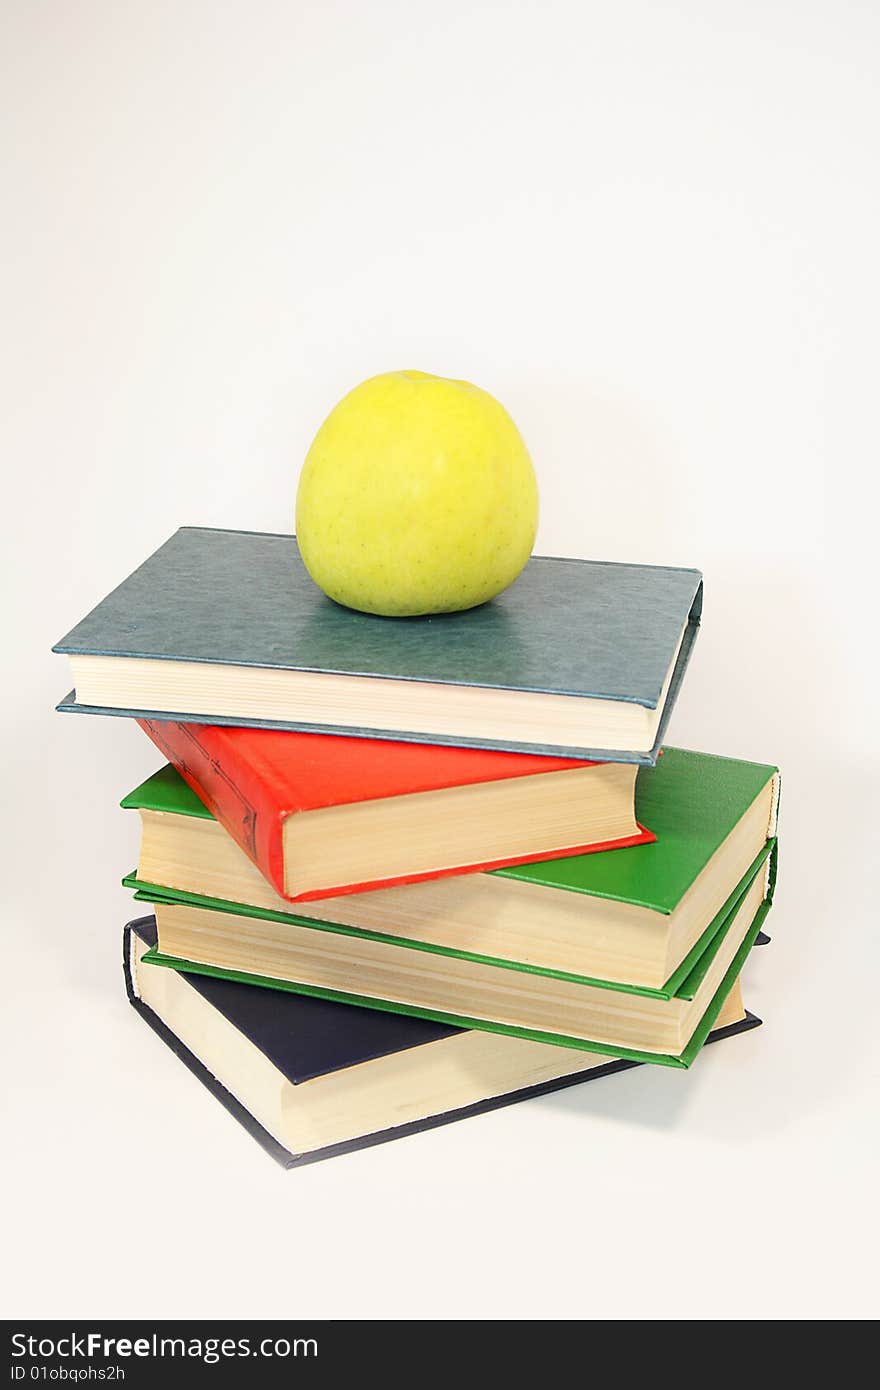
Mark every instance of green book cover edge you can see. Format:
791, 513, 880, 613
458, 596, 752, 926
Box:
138, 897, 770, 1069
125, 838, 774, 1001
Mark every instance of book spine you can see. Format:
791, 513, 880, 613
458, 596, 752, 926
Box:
137, 719, 286, 896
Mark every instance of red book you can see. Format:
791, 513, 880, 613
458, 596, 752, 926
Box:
137, 719, 653, 902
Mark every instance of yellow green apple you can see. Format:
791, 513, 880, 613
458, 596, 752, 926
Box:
295, 371, 538, 617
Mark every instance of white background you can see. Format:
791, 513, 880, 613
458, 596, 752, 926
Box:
2, 1, 877, 1319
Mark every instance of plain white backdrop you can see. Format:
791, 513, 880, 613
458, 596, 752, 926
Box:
2, 1, 877, 1319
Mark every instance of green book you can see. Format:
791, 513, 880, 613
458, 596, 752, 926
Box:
135, 853, 773, 1067
124, 747, 780, 992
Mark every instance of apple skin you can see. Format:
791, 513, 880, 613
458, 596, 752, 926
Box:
295, 371, 538, 617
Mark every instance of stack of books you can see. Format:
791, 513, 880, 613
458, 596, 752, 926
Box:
54, 526, 780, 1167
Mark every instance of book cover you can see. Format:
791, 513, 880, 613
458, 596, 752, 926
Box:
130, 718, 652, 901
124, 917, 763, 1167
54, 526, 702, 762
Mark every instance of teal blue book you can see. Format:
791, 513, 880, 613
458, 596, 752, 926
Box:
54, 526, 702, 761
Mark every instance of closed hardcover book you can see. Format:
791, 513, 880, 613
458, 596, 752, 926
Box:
132, 718, 652, 902
54, 526, 702, 762
125, 917, 761, 1167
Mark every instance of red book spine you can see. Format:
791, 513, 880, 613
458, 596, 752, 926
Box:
138, 719, 286, 897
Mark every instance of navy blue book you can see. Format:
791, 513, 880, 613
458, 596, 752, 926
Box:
56, 527, 702, 761
125, 917, 761, 1167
